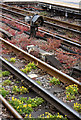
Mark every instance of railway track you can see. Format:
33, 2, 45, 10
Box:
1, 37, 81, 92
0, 13, 81, 79
44, 20, 81, 35
0, 95, 23, 119
0, 56, 81, 120
0, 3, 81, 46
1, 13, 81, 47
1, 3, 81, 32
0, 2, 81, 119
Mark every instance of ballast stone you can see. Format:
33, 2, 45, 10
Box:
27, 45, 62, 69
27, 45, 53, 61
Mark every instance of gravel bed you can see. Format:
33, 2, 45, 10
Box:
1, 67, 66, 119
2, 52, 81, 114
1, 19, 81, 83
0, 103, 14, 119
12, 4, 80, 26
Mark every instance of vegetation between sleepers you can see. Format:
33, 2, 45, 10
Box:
9, 97, 33, 114
36, 80, 41, 85
2, 79, 11, 86
38, 112, 68, 119
73, 102, 81, 113
20, 62, 37, 74
9, 96, 44, 116
0, 87, 9, 97
5, 57, 16, 63
49, 77, 60, 85
9, 57, 16, 63
2, 71, 10, 76
65, 84, 78, 100
0, 70, 2, 77
12, 86, 29, 94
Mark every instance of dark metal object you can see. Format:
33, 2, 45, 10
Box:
28, 14, 43, 38
0, 56, 81, 120
70, 64, 81, 77
31, 14, 43, 26
29, 24, 38, 38
45, 55, 62, 69
0, 95, 23, 119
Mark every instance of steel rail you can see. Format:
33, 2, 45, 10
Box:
1, 2, 81, 15
1, 3, 81, 31
0, 95, 24, 119
0, 56, 81, 120
1, 14, 81, 47
44, 16, 81, 31
0, 14, 30, 27
1, 7, 81, 46
0, 37, 81, 93
44, 21, 81, 34
1, 7, 26, 17
1, 4, 34, 16
39, 29, 81, 47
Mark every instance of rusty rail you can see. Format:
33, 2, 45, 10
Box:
1, 14, 81, 47
0, 95, 23, 119
1, 37, 81, 93
1, 3, 81, 31
1, 56, 81, 120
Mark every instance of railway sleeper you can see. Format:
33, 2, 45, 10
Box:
0, 28, 13, 40
70, 63, 81, 77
